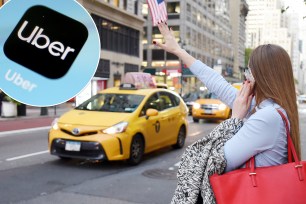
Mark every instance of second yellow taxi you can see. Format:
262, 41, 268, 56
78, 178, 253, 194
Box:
191, 83, 242, 122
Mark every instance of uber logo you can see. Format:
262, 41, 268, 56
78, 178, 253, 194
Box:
4, 5, 88, 79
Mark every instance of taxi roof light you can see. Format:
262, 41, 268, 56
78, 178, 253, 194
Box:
122, 72, 157, 89
119, 83, 137, 90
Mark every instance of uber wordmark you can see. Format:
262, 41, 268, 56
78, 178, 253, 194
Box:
4, 5, 88, 83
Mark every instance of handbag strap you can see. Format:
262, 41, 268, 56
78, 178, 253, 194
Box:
247, 109, 304, 183
276, 109, 298, 163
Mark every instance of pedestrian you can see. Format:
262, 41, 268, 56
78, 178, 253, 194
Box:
0, 90, 5, 117
154, 22, 301, 203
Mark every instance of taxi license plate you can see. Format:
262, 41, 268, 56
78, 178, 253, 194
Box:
65, 141, 81, 151
205, 109, 212, 114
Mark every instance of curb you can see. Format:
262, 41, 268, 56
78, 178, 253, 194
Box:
0, 126, 51, 137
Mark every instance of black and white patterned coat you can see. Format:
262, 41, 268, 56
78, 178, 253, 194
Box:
171, 118, 244, 204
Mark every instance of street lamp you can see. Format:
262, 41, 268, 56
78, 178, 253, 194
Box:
178, 39, 186, 96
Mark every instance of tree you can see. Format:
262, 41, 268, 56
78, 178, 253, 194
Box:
245, 48, 253, 67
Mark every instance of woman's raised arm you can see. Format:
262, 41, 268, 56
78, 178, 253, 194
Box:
154, 22, 196, 68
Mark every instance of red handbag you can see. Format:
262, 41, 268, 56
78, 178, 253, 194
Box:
209, 110, 306, 204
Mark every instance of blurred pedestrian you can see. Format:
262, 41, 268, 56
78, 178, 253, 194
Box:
0, 90, 5, 117
154, 22, 300, 203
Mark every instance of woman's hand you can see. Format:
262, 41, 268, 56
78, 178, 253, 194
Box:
154, 22, 196, 67
154, 22, 183, 55
231, 81, 254, 119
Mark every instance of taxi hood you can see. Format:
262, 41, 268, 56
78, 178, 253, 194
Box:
196, 99, 223, 104
58, 109, 131, 128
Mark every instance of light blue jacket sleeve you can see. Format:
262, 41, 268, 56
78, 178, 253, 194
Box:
223, 106, 283, 172
189, 60, 238, 108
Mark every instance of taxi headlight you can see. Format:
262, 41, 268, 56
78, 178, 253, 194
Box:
51, 118, 59, 130
103, 122, 129, 134
219, 104, 227, 111
193, 103, 201, 109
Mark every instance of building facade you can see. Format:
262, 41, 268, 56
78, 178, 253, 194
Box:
229, 0, 249, 79
246, 0, 291, 54
246, 0, 306, 93
142, 0, 246, 95
78, 0, 144, 94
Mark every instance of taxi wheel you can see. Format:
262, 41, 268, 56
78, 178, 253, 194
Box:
128, 134, 144, 165
172, 126, 186, 149
193, 118, 199, 123
58, 156, 71, 160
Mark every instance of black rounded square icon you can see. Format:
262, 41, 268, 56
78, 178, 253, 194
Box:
4, 5, 89, 79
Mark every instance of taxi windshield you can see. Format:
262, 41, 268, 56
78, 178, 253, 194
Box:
75, 93, 145, 113
204, 93, 218, 99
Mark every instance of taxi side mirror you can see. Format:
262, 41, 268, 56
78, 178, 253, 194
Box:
146, 108, 158, 119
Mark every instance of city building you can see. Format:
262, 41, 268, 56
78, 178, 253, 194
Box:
229, 0, 249, 79
283, 0, 306, 93
142, 0, 246, 95
246, 0, 291, 54
79, 0, 144, 94
246, 0, 306, 93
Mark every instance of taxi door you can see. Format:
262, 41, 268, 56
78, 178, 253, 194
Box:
157, 92, 181, 146
140, 93, 163, 151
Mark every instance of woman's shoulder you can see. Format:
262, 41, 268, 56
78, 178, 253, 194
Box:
248, 105, 282, 126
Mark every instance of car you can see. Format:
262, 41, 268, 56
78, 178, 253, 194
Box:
191, 84, 242, 122
191, 92, 231, 122
297, 95, 306, 103
183, 92, 206, 115
49, 83, 189, 165
156, 83, 168, 89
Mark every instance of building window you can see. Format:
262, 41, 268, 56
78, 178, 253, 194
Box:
95, 59, 110, 78
134, 1, 138, 15
142, 3, 148, 15
124, 0, 127, 10
187, 3, 191, 12
114, 0, 119, 7
124, 63, 139, 73
167, 2, 180, 13
91, 14, 140, 57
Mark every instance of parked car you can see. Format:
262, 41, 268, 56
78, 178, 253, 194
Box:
49, 83, 188, 165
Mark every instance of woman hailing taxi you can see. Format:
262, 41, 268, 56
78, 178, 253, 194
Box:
153, 23, 301, 175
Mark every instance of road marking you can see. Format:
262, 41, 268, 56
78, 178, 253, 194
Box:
0, 126, 50, 137
6, 150, 48, 161
188, 131, 202, 137
168, 162, 181, 170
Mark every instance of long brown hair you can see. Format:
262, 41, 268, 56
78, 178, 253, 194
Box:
249, 44, 301, 160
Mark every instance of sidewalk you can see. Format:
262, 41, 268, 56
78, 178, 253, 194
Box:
0, 103, 74, 132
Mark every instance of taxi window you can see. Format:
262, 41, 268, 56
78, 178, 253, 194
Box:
159, 92, 177, 110
204, 93, 218, 99
140, 93, 160, 116
75, 93, 144, 113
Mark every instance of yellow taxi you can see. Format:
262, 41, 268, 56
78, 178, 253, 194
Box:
49, 83, 188, 165
191, 83, 242, 122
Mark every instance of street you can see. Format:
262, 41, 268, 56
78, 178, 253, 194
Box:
0, 109, 306, 204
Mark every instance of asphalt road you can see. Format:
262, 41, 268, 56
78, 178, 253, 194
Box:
0, 108, 306, 204
0, 117, 217, 204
